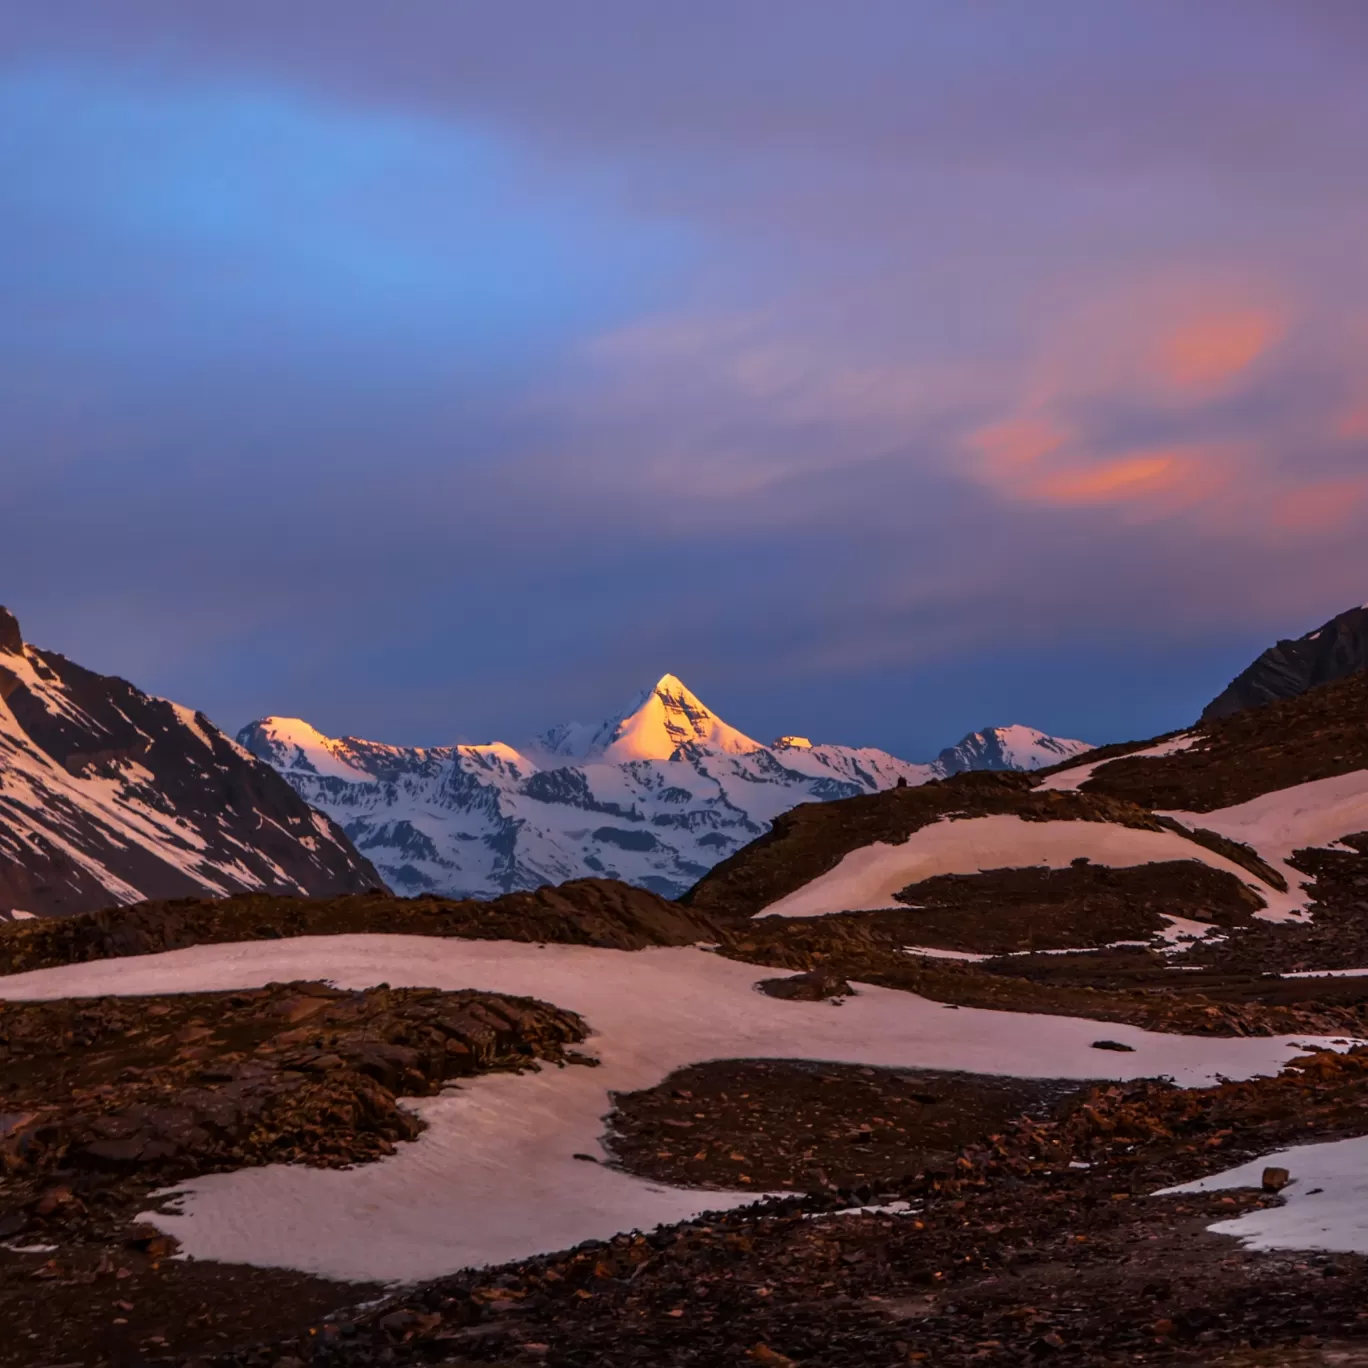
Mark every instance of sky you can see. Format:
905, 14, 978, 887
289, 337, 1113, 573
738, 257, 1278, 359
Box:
2, 2, 1366, 760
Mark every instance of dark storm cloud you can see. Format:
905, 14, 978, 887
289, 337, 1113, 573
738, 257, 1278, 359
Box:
2, 3, 1365, 757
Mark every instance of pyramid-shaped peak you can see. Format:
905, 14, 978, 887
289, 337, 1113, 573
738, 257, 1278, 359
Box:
535, 673, 765, 763
648, 672, 707, 706
581, 673, 762, 763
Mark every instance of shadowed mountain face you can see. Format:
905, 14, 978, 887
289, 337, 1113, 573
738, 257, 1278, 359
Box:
1204, 603, 1368, 721
240, 677, 1089, 900
0, 607, 380, 918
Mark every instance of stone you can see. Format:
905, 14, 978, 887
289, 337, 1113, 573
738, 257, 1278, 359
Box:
757, 971, 853, 1002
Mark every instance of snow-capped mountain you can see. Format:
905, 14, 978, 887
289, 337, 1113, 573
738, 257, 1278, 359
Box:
537, 673, 763, 762
934, 724, 1093, 776
241, 675, 1090, 901
0, 607, 380, 919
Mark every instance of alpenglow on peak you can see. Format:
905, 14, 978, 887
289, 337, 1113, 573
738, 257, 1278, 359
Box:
539, 672, 763, 763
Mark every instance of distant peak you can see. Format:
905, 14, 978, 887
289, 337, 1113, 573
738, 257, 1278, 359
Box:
536, 672, 762, 763
596, 673, 760, 763
237, 715, 369, 781
0, 606, 22, 655
935, 724, 1091, 776
773, 735, 813, 749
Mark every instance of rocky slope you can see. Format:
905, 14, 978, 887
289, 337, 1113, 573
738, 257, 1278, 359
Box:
240, 674, 1089, 900
1203, 601, 1368, 719
0, 608, 379, 918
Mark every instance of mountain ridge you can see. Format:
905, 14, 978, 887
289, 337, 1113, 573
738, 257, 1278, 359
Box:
0, 607, 381, 919
1203, 602, 1368, 720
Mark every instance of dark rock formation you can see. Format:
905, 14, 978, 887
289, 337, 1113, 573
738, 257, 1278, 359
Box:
1204, 603, 1368, 720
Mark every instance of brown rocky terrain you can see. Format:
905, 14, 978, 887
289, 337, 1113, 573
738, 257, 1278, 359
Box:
603, 1059, 1092, 1192
161, 1047, 1368, 1367
887, 859, 1262, 953
714, 911, 1368, 1039
1066, 669, 1368, 812
0, 878, 720, 978
0, 980, 588, 1365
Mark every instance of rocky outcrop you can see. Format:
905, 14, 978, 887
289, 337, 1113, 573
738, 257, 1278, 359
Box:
1082, 669, 1368, 812
1203, 603, 1368, 720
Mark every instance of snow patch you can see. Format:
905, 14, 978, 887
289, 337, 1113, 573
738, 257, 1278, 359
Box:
1158, 1135, 1368, 1256
1036, 733, 1200, 793
756, 815, 1278, 920
1161, 768, 1368, 920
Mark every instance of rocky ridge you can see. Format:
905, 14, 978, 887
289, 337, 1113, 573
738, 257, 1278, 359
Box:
0, 608, 379, 919
1204, 602, 1368, 720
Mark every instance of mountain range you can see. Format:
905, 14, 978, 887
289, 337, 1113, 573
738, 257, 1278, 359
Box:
9, 598, 1366, 918
238, 673, 1091, 900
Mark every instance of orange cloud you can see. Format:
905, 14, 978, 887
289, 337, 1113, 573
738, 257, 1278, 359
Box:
1158, 309, 1283, 391
1034, 454, 1181, 505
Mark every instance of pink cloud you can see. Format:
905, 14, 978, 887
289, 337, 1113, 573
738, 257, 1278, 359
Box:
971, 415, 1072, 475
1270, 476, 1368, 533
1157, 308, 1285, 392
1335, 404, 1368, 440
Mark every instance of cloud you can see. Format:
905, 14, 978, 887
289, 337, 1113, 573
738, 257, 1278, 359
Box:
1270, 476, 1368, 533
1157, 309, 1284, 392
1034, 452, 1181, 504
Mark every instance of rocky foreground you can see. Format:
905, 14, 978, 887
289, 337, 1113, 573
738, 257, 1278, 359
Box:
8, 1047, 1368, 1366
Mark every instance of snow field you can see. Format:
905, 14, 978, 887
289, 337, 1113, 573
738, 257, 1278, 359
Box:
756, 815, 1285, 920
0, 936, 1346, 1283
1160, 768, 1368, 920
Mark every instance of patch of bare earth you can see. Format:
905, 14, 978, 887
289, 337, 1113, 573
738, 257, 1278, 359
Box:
716, 913, 1368, 1037
887, 859, 1260, 954
603, 1059, 1092, 1191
